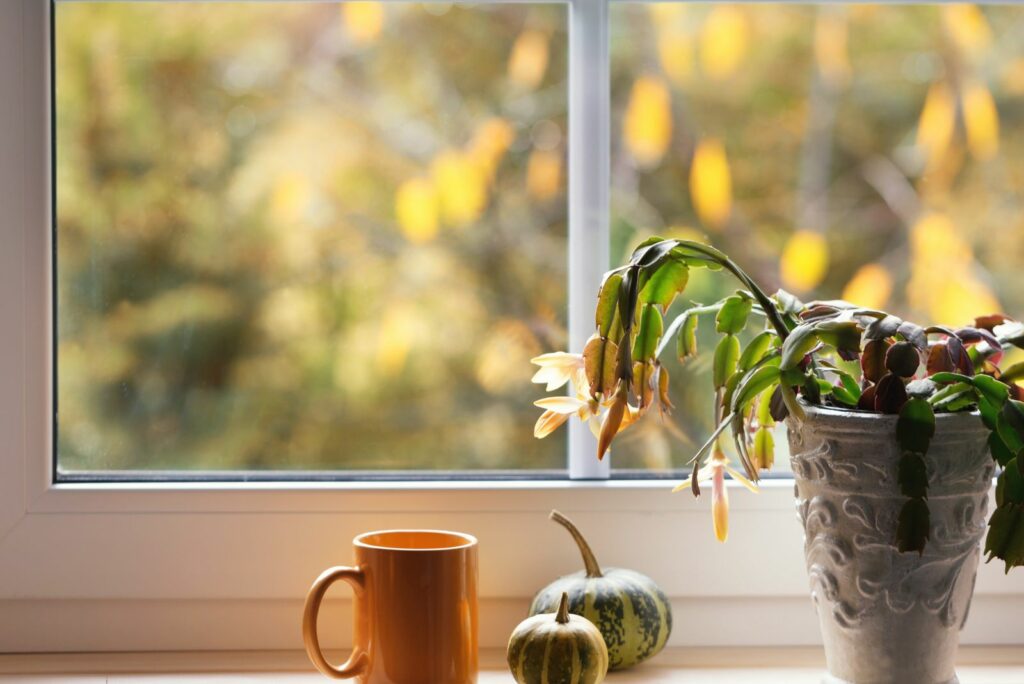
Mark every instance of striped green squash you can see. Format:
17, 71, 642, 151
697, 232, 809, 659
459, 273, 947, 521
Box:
529, 511, 672, 671
507, 592, 609, 684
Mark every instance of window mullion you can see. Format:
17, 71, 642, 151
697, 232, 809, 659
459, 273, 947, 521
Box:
567, 0, 610, 480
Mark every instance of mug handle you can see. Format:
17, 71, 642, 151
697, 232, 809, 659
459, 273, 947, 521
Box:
303, 566, 369, 680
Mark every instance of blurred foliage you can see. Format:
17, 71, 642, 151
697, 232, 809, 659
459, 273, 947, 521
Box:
609, 4, 1024, 470
56, 2, 568, 471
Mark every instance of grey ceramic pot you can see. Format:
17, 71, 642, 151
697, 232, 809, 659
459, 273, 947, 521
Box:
787, 404, 993, 684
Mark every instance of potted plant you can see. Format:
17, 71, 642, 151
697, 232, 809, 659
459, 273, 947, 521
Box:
532, 238, 1024, 684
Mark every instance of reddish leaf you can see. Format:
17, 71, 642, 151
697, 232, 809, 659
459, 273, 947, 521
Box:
875, 373, 909, 414
862, 339, 891, 384
858, 383, 877, 411
885, 341, 921, 378
975, 314, 1010, 332
926, 343, 955, 376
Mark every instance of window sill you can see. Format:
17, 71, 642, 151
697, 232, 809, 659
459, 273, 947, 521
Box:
2, 648, 1024, 681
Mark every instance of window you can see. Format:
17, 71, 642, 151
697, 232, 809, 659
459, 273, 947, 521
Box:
2, 0, 1022, 655
52, 2, 1024, 480
54, 2, 569, 475
608, 3, 1024, 471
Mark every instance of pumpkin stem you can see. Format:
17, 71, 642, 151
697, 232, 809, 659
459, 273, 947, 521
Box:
555, 592, 571, 624
550, 510, 603, 578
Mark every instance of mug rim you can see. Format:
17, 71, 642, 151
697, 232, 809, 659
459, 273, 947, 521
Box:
353, 529, 478, 552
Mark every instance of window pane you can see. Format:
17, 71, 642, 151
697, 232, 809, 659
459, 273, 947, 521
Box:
55, 2, 568, 474
610, 3, 1024, 472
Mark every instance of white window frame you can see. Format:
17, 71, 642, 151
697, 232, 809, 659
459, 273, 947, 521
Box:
1, 0, 1022, 655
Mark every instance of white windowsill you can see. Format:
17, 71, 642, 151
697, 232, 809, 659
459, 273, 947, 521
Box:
2, 648, 1024, 683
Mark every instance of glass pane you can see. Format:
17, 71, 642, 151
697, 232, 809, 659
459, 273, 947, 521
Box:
55, 2, 568, 474
610, 3, 1024, 472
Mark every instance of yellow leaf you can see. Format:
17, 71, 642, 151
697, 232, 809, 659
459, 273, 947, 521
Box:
841, 263, 893, 310
623, 76, 673, 168
508, 29, 549, 90
432, 150, 487, 226
689, 138, 732, 229
962, 81, 1000, 161
526, 149, 562, 201
700, 6, 748, 81
780, 230, 829, 294
395, 178, 439, 243
658, 33, 693, 85
942, 4, 991, 59
931, 278, 1001, 328
910, 213, 969, 267
916, 82, 956, 163
343, 3, 384, 46
469, 117, 515, 180
814, 11, 850, 87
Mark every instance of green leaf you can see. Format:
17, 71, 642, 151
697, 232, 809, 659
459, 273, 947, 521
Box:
973, 374, 1011, 406
595, 272, 622, 338
780, 323, 819, 370
732, 364, 783, 414
617, 269, 639, 335
715, 293, 753, 334
631, 304, 663, 363
1000, 458, 1024, 504
838, 371, 862, 400
757, 385, 776, 425
990, 431, 1015, 468
897, 398, 935, 455
985, 503, 1024, 573
738, 331, 774, 371
638, 259, 689, 312
831, 383, 859, 407
713, 334, 741, 390
898, 452, 929, 499
930, 372, 975, 386
677, 312, 699, 361
631, 238, 677, 268
815, 319, 863, 356
896, 498, 931, 555
753, 426, 775, 470
780, 382, 806, 422
774, 289, 804, 316
1001, 400, 1024, 445
1002, 362, 1024, 385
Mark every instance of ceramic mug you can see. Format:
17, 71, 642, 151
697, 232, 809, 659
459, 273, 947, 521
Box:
302, 529, 479, 683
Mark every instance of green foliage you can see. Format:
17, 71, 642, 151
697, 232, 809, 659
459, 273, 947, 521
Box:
897, 398, 935, 454
715, 294, 753, 334
713, 335, 740, 390
896, 499, 931, 555
639, 260, 689, 312
677, 312, 699, 361
631, 305, 663, 363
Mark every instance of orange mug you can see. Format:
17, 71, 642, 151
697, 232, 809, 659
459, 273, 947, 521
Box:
303, 529, 479, 683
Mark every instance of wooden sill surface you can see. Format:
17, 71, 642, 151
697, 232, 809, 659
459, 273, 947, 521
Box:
1, 648, 1023, 682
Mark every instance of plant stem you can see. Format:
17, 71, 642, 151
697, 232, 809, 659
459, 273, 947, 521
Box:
549, 510, 603, 578
555, 592, 571, 624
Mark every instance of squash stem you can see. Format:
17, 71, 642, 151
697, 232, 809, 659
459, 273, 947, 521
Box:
555, 592, 571, 624
550, 510, 603, 578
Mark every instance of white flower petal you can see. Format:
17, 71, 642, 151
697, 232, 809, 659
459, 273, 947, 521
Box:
534, 396, 588, 414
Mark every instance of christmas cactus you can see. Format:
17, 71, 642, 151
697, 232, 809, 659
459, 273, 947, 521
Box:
532, 238, 1024, 569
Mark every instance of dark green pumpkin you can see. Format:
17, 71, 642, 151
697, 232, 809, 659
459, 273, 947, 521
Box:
529, 510, 672, 671
508, 592, 609, 684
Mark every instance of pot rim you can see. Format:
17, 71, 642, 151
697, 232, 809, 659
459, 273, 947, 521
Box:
790, 400, 986, 436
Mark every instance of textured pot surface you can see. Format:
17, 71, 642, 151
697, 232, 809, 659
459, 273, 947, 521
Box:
787, 405, 992, 684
